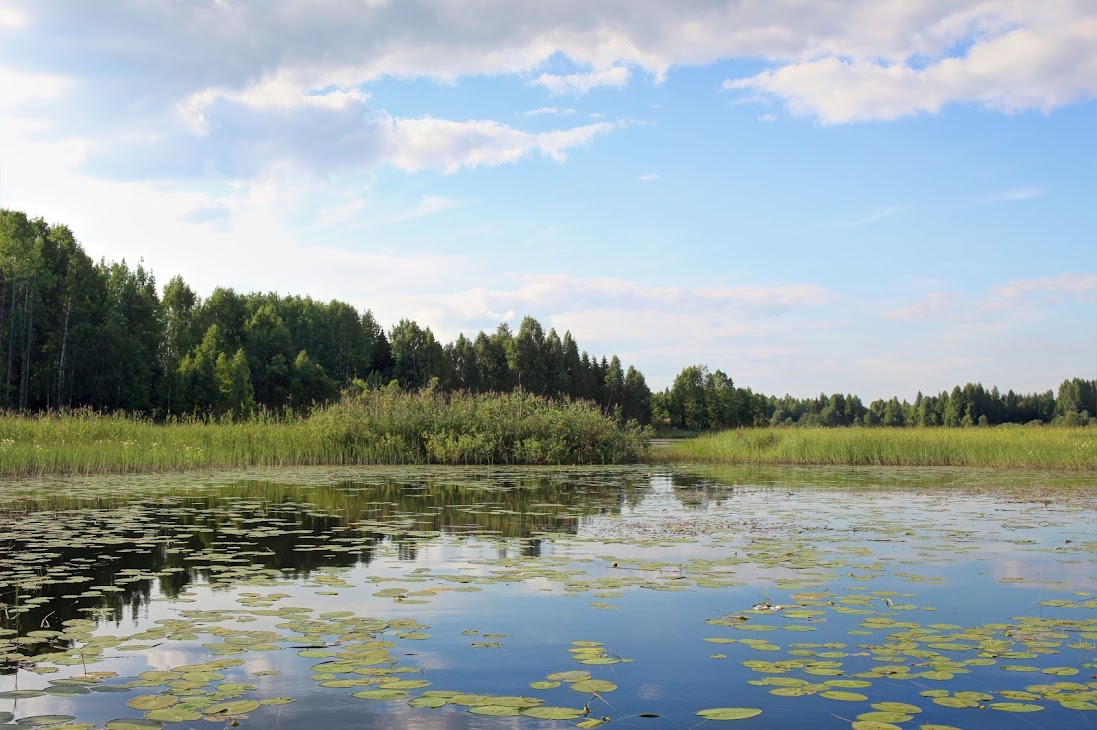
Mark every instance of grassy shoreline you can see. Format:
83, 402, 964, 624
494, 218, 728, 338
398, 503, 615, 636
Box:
2, 403, 1093, 476
0, 389, 649, 477
652, 425, 1097, 471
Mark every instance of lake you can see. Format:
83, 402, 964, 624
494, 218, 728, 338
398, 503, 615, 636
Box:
1, 465, 1095, 729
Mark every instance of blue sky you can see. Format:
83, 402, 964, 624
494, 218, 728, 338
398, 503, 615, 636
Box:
0, 1, 1094, 400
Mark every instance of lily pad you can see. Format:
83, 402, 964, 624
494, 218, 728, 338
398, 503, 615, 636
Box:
696, 708, 763, 720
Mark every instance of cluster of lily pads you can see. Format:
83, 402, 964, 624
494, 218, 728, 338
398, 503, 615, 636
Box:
1, 465, 1095, 729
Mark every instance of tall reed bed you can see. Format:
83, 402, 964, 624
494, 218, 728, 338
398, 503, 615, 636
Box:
656, 426, 1096, 470
0, 390, 650, 476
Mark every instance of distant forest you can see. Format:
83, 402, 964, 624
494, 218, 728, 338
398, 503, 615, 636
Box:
1, 209, 1092, 428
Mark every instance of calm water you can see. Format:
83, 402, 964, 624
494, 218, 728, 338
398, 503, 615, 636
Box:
1, 466, 1095, 729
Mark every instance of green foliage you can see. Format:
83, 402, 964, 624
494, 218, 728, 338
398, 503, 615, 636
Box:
656, 425, 1097, 470
758, 379, 1084, 429
655, 365, 763, 431
0, 390, 649, 475
0, 208, 648, 423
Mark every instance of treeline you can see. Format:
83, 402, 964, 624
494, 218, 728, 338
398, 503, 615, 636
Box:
654, 365, 1095, 430
0, 209, 651, 421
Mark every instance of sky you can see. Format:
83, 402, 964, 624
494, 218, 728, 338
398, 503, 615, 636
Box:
0, 1, 1094, 401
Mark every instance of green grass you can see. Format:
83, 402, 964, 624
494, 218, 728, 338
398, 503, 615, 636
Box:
654, 425, 1097, 471
0, 389, 650, 477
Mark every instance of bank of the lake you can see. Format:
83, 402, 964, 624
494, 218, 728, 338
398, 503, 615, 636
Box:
653, 424, 1097, 471
0, 389, 649, 476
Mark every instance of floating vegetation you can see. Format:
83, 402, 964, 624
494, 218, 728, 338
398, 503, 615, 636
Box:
1, 465, 1095, 728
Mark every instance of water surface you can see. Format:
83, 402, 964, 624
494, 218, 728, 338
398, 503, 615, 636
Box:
1, 466, 1094, 729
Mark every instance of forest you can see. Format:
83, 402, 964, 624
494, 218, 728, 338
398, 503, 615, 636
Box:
652, 365, 1095, 431
1, 208, 1092, 430
0, 210, 652, 422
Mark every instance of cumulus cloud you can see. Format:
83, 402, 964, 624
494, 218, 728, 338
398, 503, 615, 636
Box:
389, 118, 614, 173
533, 66, 632, 95
726, 14, 1097, 122
84, 86, 615, 179
0, 0, 1091, 186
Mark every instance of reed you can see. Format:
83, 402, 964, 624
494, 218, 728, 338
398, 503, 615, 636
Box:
0, 389, 650, 477
654, 425, 1097, 471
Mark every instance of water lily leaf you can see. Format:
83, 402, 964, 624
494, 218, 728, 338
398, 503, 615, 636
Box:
521, 706, 584, 719
44, 685, 90, 696
856, 711, 912, 723
870, 702, 921, 713
1042, 667, 1078, 676
989, 703, 1044, 712
145, 707, 203, 723
819, 691, 867, 702
126, 696, 177, 711
468, 705, 522, 716
546, 670, 590, 682
696, 708, 763, 720
530, 681, 561, 690
408, 696, 446, 708
932, 697, 977, 709
351, 689, 409, 700
203, 700, 260, 715
12, 716, 78, 727
570, 679, 617, 693
770, 687, 816, 696
379, 679, 431, 690
104, 720, 164, 730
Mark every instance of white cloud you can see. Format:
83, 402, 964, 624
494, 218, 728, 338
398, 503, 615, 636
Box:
520, 106, 576, 117
0, 4, 25, 28
974, 187, 1044, 204
0, 65, 68, 113
87, 90, 616, 179
880, 273, 1097, 322
533, 66, 632, 95
388, 117, 614, 173
993, 273, 1097, 301
361, 195, 458, 227
2, 0, 1092, 187
402, 275, 840, 391
413, 274, 834, 339
638, 173, 661, 182
726, 17, 1097, 123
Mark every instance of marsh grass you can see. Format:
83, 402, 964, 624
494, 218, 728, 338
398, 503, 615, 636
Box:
655, 425, 1097, 471
0, 389, 649, 477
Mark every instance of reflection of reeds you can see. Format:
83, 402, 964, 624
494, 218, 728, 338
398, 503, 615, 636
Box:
655, 426, 1097, 471
0, 391, 650, 476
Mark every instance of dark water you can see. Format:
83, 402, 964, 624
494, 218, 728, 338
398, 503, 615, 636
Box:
1, 466, 1094, 729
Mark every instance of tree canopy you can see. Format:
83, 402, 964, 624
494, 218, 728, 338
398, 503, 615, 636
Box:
0, 209, 650, 421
